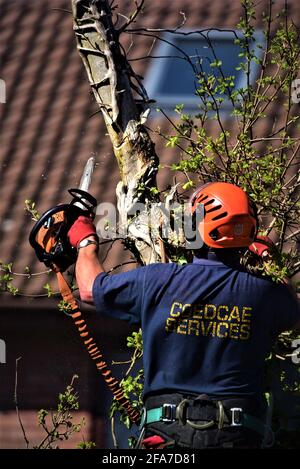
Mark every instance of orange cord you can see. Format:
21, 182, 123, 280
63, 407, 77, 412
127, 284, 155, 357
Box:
56, 271, 140, 424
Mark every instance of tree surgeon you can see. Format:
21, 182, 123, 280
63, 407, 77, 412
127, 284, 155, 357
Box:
68, 181, 300, 449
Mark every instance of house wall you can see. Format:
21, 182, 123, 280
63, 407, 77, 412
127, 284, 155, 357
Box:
0, 299, 135, 448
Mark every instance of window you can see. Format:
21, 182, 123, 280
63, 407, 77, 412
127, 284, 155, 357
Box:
144, 29, 265, 113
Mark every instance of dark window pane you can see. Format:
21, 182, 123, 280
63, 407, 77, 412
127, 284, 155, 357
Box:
159, 37, 244, 96
144, 30, 264, 112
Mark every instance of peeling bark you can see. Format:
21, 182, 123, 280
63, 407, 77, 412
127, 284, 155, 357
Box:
72, 0, 161, 264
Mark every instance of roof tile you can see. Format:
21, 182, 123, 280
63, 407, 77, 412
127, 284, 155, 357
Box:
1, 0, 299, 297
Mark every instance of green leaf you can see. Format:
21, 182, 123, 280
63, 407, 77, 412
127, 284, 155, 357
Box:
182, 181, 195, 190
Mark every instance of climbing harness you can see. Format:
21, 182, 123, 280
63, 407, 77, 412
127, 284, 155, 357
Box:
139, 397, 267, 438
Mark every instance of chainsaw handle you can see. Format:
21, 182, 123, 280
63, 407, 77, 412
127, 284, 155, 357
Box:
29, 189, 98, 271
68, 188, 97, 215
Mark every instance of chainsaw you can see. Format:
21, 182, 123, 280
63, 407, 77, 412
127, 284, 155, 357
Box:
28, 158, 140, 425
29, 187, 97, 272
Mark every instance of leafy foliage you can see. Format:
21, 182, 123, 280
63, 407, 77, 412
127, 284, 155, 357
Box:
0, 262, 19, 296
24, 199, 40, 221
109, 330, 144, 437
34, 376, 95, 449
156, 1, 300, 284
116, 0, 300, 447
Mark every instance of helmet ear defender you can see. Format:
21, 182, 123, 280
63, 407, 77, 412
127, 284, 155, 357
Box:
186, 204, 205, 249
189, 182, 258, 249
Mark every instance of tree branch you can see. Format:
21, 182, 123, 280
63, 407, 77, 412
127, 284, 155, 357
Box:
14, 357, 30, 449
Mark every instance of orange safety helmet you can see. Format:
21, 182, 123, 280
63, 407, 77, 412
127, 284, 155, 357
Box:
189, 182, 257, 248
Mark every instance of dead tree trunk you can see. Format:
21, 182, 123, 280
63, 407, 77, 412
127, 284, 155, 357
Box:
71, 0, 163, 264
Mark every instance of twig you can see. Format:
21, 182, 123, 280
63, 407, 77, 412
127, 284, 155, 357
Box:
117, 0, 145, 33
158, 237, 166, 263
15, 292, 61, 298
284, 228, 300, 242
0, 267, 51, 278
111, 359, 132, 365
111, 416, 118, 449
51, 8, 72, 14
14, 357, 30, 449
108, 261, 136, 273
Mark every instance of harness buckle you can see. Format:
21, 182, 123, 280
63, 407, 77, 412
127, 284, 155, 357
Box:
139, 407, 147, 430
230, 407, 243, 427
162, 403, 177, 422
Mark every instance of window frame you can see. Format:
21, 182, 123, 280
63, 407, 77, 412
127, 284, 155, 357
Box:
144, 28, 265, 113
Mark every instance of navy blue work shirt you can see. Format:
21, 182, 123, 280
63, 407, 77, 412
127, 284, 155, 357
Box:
92, 255, 300, 401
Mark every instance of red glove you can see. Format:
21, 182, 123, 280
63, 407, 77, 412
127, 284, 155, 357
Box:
142, 435, 166, 449
249, 235, 275, 258
68, 216, 97, 248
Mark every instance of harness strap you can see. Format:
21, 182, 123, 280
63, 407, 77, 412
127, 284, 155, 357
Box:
55, 271, 140, 424
143, 403, 266, 437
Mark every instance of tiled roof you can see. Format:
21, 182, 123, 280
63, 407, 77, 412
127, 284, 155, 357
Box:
0, 0, 299, 298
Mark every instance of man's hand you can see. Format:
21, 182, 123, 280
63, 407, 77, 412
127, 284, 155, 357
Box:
68, 216, 103, 304
249, 235, 275, 259
68, 216, 97, 249
75, 241, 103, 304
